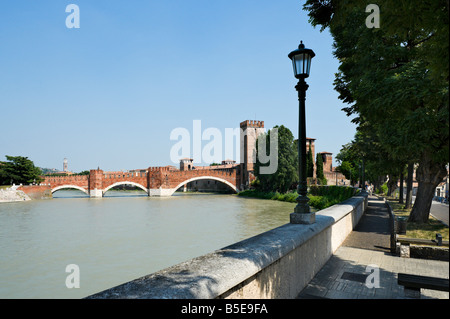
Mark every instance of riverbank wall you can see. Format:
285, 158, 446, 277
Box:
86, 191, 368, 299
0, 186, 31, 202
18, 185, 52, 200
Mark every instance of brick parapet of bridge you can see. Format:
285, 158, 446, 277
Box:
175, 169, 236, 177
43, 165, 239, 195
43, 175, 89, 187
103, 171, 148, 178
44, 175, 89, 181
148, 166, 175, 172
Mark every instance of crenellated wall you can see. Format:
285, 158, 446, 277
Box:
240, 120, 264, 128
42, 166, 240, 197
43, 175, 89, 190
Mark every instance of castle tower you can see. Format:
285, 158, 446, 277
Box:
320, 152, 333, 172
179, 158, 194, 171
63, 158, 68, 172
240, 120, 265, 188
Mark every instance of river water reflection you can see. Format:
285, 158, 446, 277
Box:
0, 190, 299, 298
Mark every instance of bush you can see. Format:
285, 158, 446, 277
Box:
308, 186, 357, 210
376, 182, 388, 195
250, 178, 260, 189
271, 192, 281, 200
308, 185, 356, 197
238, 186, 358, 209
309, 185, 321, 196
308, 195, 330, 210
282, 192, 299, 202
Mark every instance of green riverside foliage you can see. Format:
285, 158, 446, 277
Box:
254, 125, 319, 193
315, 153, 327, 185
0, 155, 43, 185
304, 0, 449, 223
376, 182, 388, 195
239, 186, 358, 210
307, 143, 314, 178
254, 125, 298, 193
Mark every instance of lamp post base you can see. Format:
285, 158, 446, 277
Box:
290, 194, 315, 224
290, 212, 316, 224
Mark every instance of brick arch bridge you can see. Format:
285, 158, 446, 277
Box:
43, 167, 240, 198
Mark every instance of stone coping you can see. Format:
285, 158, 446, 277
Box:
86, 193, 368, 299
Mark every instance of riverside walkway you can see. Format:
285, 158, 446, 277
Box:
298, 195, 449, 299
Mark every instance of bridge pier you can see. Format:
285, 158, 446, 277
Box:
149, 188, 175, 197
89, 189, 103, 198
88, 188, 175, 197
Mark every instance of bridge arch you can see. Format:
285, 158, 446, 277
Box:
102, 181, 148, 195
171, 176, 238, 195
51, 185, 89, 195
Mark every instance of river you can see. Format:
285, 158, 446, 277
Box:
0, 190, 298, 298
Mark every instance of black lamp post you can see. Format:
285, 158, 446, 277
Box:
288, 41, 316, 224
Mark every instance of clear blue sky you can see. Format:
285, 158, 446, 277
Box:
0, 0, 356, 172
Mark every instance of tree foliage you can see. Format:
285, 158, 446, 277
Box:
254, 125, 298, 193
336, 142, 360, 185
307, 143, 314, 178
0, 156, 43, 185
304, 0, 449, 223
316, 152, 326, 184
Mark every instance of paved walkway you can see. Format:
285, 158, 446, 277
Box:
298, 196, 449, 299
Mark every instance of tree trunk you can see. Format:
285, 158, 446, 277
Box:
373, 177, 380, 193
409, 156, 447, 223
399, 169, 404, 204
361, 158, 365, 190
387, 174, 398, 197
405, 162, 414, 209
374, 175, 385, 194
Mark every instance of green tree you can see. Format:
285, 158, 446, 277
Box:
316, 153, 325, 184
337, 160, 357, 185
254, 125, 298, 193
304, 0, 449, 223
336, 142, 360, 185
307, 143, 314, 178
0, 156, 43, 185
336, 128, 406, 192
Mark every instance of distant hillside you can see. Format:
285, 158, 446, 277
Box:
40, 168, 59, 175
